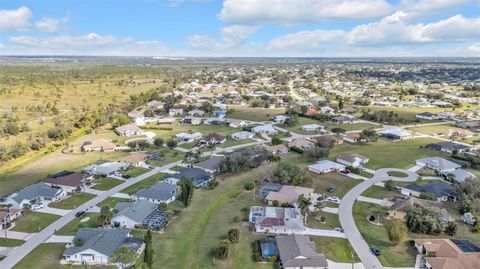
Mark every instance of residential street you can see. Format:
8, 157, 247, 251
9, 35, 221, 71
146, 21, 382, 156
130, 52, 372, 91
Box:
338, 168, 418, 269
0, 160, 182, 269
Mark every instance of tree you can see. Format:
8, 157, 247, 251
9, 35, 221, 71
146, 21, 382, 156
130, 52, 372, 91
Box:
370, 205, 388, 224
216, 239, 230, 259
244, 181, 255, 191
153, 138, 164, 147
303, 146, 330, 161
420, 192, 437, 201
112, 246, 138, 269
271, 136, 282, 145
473, 217, 480, 233
298, 194, 312, 224
114, 115, 131, 127
385, 220, 407, 245
384, 180, 395, 191
227, 228, 240, 244
331, 127, 346, 134
143, 230, 154, 268
178, 179, 194, 207
166, 139, 178, 149
445, 221, 457, 236
98, 206, 113, 226
359, 128, 378, 142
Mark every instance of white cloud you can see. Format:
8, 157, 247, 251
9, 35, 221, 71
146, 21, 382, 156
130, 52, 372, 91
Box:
0, 6, 32, 31
346, 13, 480, 46
35, 17, 61, 32
469, 43, 480, 54
186, 34, 215, 49
219, 0, 392, 25
267, 29, 345, 51
398, 0, 473, 18
10, 33, 133, 48
220, 25, 258, 48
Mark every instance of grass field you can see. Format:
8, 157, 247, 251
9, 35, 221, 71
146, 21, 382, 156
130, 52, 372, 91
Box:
90, 177, 124, 190
120, 173, 166, 194
407, 124, 457, 135
97, 197, 129, 208
123, 166, 150, 177
361, 185, 399, 199
11, 211, 60, 233
330, 138, 448, 169
0, 238, 25, 247
147, 148, 183, 168
228, 105, 285, 122
311, 237, 359, 263
48, 192, 96, 210
56, 213, 100, 235
13, 243, 66, 269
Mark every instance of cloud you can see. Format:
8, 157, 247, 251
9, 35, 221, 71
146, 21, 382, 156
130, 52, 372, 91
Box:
0, 6, 32, 31
469, 43, 480, 54
346, 12, 480, 46
186, 34, 216, 49
219, 0, 392, 25
398, 0, 473, 18
35, 17, 62, 32
220, 25, 258, 48
267, 29, 345, 51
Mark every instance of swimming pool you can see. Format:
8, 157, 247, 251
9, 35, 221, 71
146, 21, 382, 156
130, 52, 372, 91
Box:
260, 238, 278, 258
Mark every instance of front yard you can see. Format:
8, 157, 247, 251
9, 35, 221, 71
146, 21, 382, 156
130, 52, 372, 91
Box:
48, 192, 96, 210
11, 211, 60, 233
56, 213, 100, 235
119, 172, 166, 194
0, 238, 24, 247
123, 166, 150, 177
90, 177, 124, 191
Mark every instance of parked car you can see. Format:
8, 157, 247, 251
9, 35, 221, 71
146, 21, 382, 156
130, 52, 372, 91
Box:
31, 203, 44, 210
334, 227, 344, 233
370, 247, 381, 256
326, 196, 341, 203
75, 210, 86, 217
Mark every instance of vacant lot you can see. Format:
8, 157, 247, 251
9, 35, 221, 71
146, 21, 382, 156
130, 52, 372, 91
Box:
228, 105, 285, 122
90, 177, 124, 191
48, 192, 96, 210
56, 213, 100, 235
120, 172, 166, 194
12, 211, 60, 233
0, 238, 24, 247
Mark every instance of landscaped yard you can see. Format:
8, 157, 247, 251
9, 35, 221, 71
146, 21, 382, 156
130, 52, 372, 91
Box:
0, 238, 24, 247
120, 172, 166, 194
90, 177, 124, 190
330, 138, 449, 169
48, 192, 96, 210
11, 211, 60, 233
307, 212, 340, 230
56, 213, 100, 235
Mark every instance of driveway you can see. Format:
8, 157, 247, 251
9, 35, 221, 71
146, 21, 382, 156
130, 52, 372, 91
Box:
338, 168, 418, 269
35, 206, 71, 216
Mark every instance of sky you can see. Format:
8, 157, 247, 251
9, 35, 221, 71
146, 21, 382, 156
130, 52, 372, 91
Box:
0, 0, 479, 57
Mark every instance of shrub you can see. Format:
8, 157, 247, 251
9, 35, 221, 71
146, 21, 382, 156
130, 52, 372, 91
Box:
227, 228, 240, 244
244, 181, 255, 191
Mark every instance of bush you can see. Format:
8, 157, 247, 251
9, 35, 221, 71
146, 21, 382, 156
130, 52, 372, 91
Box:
384, 180, 396, 191
216, 240, 230, 260
420, 192, 437, 201
385, 220, 407, 245
227, 228, 240, 244
445, 221, 457, 236
244, 181, 255, 191
289, 146, 304, 154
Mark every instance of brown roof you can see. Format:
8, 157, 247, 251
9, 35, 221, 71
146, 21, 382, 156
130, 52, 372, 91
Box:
44, 172, 90, 187
288, 138, 315, 149
415, 239, 480, 269
266, 185, 314, 204
120, 152, 149, 164
266, 144, 289, 153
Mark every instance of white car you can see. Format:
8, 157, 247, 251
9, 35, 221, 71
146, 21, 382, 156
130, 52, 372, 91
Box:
31, 203, 44, 210
326, 196, 341, 203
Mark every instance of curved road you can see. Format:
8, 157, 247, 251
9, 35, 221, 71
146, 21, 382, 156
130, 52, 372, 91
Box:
338, 168, 418, 269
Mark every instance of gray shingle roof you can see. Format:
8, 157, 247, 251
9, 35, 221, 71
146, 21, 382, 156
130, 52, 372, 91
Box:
10, 182, 63, 203
404, 183, 456, 198
276, 234, 328, 268
168, 167, 213, 187
64, 228, 142, 257
133, 182, 177, 201
194, 156, 223, 171
113, 200, 157, 223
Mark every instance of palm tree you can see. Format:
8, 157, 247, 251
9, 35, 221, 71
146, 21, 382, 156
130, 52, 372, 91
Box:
297, 194, 312, 224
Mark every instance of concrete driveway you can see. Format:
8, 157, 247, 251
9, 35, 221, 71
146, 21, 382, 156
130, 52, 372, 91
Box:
338, 168, 418, 269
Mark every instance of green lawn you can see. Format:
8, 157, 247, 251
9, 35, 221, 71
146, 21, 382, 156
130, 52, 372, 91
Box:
56, 213, 100, 235
361, 185, 399, 199
387, 171, 409, 178
0, 238, 24, 247
407, 124, 457, 135
13, 243, 65, 269
97, 197, 129, 208
353, 202, 416, 267
11, 211, 60, 233
123, 166, 150, 177
48, 192, 96, 210
219, 138, 256, 148
228, 105, 285, 122
308, 172, 363, 198
145, 124, 241, 141
147, 148, 183, 168
90, 177, 124, 190
307, 212, 340, 229
311, 237, 359, 263
330, 138, 449, 169
324, 122, 380, 132
120, 173, 166, 194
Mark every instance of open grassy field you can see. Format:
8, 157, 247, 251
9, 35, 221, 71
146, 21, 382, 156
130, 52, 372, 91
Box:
90, 177, 124, 190
330, 138, 449, 169
147, 148, 184, 167
123, 166, 150, 177
407, 124, 457, 135
56, 213, 100, 235
361, 185, 399, 199
311, 237, 359, 263
11, 211, 60, 233
0, 238, 25, 247
13, 243, 66, 269
228, 105, 285, 122
354, 106, 461, 121
120, 172, 166, 194
97, 197, 129, 208
48, 192, 96, 210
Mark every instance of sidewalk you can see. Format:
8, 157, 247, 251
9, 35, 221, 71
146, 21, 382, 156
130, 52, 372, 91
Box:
45, 235, 74, 243
0, 230, 36, 240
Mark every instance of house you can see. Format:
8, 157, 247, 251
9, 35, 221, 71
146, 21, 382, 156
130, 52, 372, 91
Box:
193, 156, 223, 173
306, 107, 320, 116
445, 169, 475, 183
249, 206, 304, 234
180, 117, 202, 125
115, 124, 144, 136
187, 109, 205, 117
175, 132, 202, 142
336, 154, 369, 168
461, 212, 476, 226
288, 138, 315, 150
416, 157, 462, 173
416, 112, 439, 120
132, 182, 178, 204
199, 133, 226, 145
447, 129, 474, 138
380, 128, 414, 140
2, 183, 67, 209
82, 139, 117, 152
0, 208, 22, 230
265, 185, 314, 205
168, 108, 183, 116
231, 131, 255, 140
343, 132, 365, 143
62, 228, 144, 266
301, 124, 324, 132
265, 144, 289, 155
387, 196, 450, 223
308, 160, 346, 174
128, 109, 146, 125
401, 183, 456, 202
120, 152, 150, 168
111, 200, 166, 230
273, 115, 289, 124
228, 119, 248, 128
322, 134, 344, 144
252, 124, 278, 135
156, 117, 176, 125
84, 161, 129, 176
146, 100, 164, 110
332, 115, 357, 124
276, 234, 328, 269
204, 117, 225, 125
44, 171, 93, 192
164, 167, 214, 188
256, 182, 283, 197
414, 239, 480, 269
426, 141, 470, 153
457, 120, 480, 129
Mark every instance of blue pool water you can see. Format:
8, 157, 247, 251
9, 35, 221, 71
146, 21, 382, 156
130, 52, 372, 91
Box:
261, 242, 277, 257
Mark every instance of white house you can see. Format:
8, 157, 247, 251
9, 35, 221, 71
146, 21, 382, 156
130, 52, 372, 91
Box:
2, 183, 67, 209
301, 124, 324, 132
131, 182, 178, 204
415, 157, 461, 173
175, 132, 202, 142
231, 131, 255, 140
168, 108, 183, 117
228, 119, 248, 128
273, 115, 289, 124
308, 160, 346, 174
115, 124, 144, 136
252, 124, 278, 135
380, 128, 413, 140
111, 200, 166, 230
250, 206, 304, 234
336, 154, 369, 168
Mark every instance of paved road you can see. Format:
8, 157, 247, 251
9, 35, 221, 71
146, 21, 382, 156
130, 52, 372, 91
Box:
0, 160, 182, 269
338, 168, 418, 269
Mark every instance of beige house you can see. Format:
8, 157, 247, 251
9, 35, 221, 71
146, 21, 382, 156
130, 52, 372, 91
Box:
120, 152, 150, 168
265, 185, 314, 205
82, 139, 117, 152
414, 239, 480, 269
